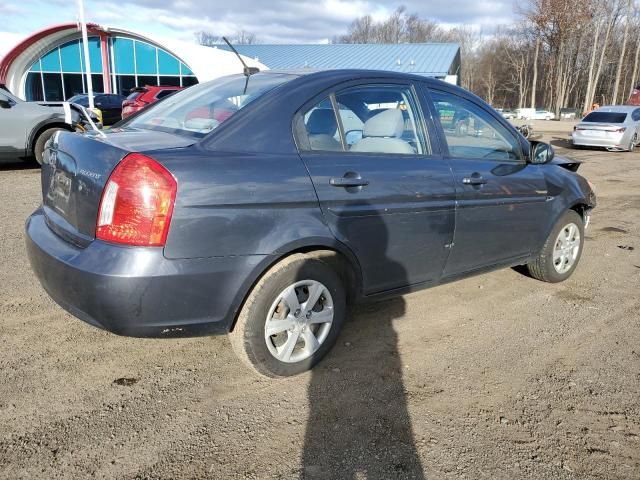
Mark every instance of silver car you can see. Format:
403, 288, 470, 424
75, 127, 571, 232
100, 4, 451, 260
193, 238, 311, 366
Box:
0, 85, 98, 164
572, 106, 640, 152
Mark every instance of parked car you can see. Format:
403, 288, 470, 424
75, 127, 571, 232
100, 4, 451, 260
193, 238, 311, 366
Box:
0, 85, 99, 164
572, 105, 640, 152
68, 93, 126, 126
532, 109, 555, 120
560, 108, 579, 120
26, 70, 596, 377
516, 108, 535, 119
500, 109, 517, 119
121, 85, 183, 119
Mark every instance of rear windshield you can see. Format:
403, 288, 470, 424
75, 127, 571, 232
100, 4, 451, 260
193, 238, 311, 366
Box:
583, 112, 627, 123
69, 95, 88, 107
125, 73, 296, 138
126, 91, 143, 101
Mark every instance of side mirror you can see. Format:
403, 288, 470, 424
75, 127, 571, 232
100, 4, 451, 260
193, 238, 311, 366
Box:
0, 99, 13, 109
529, 141, 554, 164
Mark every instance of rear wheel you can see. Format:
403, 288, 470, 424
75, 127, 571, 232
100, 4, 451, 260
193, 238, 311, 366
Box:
230, 254, 346, 377
526, 210, 584, 283
33, 127, 65, 165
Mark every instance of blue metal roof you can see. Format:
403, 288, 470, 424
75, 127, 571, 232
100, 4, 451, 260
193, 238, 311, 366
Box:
217, 43, 460, 77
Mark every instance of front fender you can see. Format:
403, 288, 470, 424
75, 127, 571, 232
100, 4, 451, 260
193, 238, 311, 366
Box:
537, 166, 596, 252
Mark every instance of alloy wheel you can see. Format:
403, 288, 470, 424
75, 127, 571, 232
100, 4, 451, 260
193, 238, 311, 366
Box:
553, 223, 581, 274
264, 280, 334, 363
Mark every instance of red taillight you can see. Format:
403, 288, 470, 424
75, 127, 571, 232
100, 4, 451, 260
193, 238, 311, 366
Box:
96, 153, 177, 246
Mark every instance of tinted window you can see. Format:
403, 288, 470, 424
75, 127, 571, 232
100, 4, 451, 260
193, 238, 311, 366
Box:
69, 95, 89, 107
126, 73, 294, 137
126, 91, 143, 101
583, 112, 627, 123
632, 109, 640, 121
429, 89, 521, 161
156, 90, 176, 100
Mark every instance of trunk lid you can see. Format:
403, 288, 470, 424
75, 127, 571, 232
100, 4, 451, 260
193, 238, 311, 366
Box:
41, 128, 194, 246
574, 122, 625, 136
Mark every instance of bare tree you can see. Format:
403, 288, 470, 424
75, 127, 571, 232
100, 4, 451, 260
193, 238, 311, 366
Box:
335, 0, 640, 110
612, 0, 633, 104
195, 30, 258, 46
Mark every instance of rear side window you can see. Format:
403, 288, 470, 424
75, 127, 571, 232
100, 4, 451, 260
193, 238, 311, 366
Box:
300, 84, 428, 155
631, 109, 640, 121
583, 112, 627, 123
429, 89, 522, 161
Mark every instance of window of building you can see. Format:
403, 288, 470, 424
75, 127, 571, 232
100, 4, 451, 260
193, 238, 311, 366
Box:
24, 37, 197, 101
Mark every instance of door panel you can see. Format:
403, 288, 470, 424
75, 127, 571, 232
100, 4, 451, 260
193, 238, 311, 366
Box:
426, 87, 550, 276
298, 83, 456, 294
0, 93, 27, 158
302, 153, 456, 293
444, 160, 549, 275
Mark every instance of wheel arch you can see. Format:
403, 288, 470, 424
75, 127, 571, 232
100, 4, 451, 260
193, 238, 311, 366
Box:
28, 121, 73, 155
228, 239, 364, 332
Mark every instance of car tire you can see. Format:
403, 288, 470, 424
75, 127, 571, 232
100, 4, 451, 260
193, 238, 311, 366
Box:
34, 127, 65, 165
230, 253, 346, 377
526, 210, 584, 283
629, 134, 637, 152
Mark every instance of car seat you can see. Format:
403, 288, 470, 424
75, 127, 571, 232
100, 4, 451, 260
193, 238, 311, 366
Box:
350, 109, 414, 154
306, 109, 341, 151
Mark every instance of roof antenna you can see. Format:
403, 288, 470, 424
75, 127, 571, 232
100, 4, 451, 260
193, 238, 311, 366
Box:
222, 36, 259, 77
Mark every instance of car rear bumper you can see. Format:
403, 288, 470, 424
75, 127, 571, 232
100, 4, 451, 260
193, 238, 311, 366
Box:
25, 208, 265, 337
572, 132, 628, 149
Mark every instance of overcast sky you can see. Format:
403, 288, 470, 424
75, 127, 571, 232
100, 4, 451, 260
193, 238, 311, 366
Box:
1, 0, 518, 58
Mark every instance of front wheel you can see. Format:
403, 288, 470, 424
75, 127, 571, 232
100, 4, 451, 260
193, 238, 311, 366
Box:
629, 134, 637, 152
33, 127, 65, 165
230, 254, 346, 377
526, 210, 584, 283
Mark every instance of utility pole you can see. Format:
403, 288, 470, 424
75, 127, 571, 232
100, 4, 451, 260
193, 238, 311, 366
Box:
78, 0, 94, 110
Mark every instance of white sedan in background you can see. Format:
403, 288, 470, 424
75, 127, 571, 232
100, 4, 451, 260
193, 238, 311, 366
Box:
572, 106, 640, 152
532, 109, 555, 120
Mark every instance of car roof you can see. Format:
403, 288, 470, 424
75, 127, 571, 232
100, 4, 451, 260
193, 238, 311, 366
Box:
257, 68, 447, 85
593, 105, 639, 113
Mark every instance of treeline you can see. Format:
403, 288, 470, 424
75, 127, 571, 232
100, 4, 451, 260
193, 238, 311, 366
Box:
336, 2, 640, 113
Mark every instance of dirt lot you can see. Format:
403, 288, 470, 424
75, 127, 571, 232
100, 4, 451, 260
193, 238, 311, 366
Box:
0, 120, 639, 479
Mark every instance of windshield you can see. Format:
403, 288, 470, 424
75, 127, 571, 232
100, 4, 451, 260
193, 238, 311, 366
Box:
583, 111, 627, 123
125, 73, 296, 137
69, 95, 89, 107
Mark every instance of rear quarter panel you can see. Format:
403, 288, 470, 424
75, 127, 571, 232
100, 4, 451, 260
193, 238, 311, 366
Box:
155, 147, 332, 259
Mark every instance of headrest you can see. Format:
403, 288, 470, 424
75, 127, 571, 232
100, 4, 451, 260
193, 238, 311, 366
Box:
307, 109, 337, 136
363, 109, 404, 138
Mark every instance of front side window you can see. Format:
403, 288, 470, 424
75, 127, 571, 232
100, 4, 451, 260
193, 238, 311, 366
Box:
125, 73, 295, 138
300, 84, 427, 155
429, 89, 522, 161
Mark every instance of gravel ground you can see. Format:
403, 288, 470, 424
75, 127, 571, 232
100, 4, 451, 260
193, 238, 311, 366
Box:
0, 120, 639, 479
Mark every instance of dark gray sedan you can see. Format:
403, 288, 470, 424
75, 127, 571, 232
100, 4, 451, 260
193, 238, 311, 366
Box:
26, 70, 596, 377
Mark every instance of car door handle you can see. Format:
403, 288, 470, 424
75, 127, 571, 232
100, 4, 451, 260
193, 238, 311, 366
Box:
330, 177, 370, 188
462, 175, 488, 186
